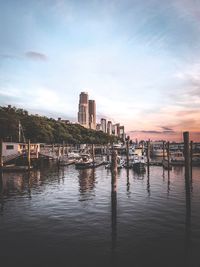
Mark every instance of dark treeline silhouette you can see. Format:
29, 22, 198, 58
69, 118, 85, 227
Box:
0, 106, 118, 144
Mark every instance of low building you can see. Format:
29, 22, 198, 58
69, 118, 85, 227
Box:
2, 142, 40, 158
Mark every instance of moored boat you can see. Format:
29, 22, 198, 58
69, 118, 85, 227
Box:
170, 151, 185, 165
75, 153, 95, 169
132, 154, 146, 172
105, 156, 125, 169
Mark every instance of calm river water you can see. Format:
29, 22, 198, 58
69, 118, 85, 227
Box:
0, 163, 200, 267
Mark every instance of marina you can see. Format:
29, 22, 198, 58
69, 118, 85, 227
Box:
0, 162, 200, 267
1, 0, 200, 265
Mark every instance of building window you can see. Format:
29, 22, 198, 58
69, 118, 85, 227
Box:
6, 145, 14, 150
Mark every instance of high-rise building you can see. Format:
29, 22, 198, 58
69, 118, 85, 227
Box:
115, 123, 120, 137
101, 118, 107, 133
96, 123, 101, 131
119, 126, 125, 141
88, 100, 96, 130
78, 92, 89, 128
107, 121, 112, 135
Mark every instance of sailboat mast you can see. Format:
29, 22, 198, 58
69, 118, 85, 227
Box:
18, 121, 21, 143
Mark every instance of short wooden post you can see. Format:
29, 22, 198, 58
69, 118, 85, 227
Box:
66, 143, 69, 157
183, 132, 190, 179
92, 144, 95, 165
28, 139, 31, 169
52, 144, 54, 158
58, 145, 61, 158
36, 145, 39, 159
62, 141, 65, 156
0, 139, 3, 167
106, 145, 110, 162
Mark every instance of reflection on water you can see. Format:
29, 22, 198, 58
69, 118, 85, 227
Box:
78, 168, 96, 201
184, 167, 191, 266
0, 164, 200, 267
147, 167, 150, 196
78, 168, 95, 194
111, 168, 117, 251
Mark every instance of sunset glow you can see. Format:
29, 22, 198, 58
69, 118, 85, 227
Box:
0, 0, 200, 141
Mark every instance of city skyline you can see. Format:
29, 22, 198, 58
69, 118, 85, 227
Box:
0, 0, 200, 141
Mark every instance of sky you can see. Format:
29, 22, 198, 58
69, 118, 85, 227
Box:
0, 0, 200, 141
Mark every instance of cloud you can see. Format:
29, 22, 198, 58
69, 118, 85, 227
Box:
160, 126, 174, 131
129, 130, 176, 135
25, 51, 47, 61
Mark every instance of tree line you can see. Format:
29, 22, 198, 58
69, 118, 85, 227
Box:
0, 106, 118, 144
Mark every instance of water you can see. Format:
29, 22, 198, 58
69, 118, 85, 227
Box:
0, 164, 200, 267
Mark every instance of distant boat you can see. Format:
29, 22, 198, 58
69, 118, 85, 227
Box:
105, 156, 125, 169
162, 158, 172, 170
75, 153, 95, 169
132, 154, 146, 172
170, 151, 185, 165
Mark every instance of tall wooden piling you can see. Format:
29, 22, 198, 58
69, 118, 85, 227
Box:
190, 141, 193, 181
167, 141, 170, 169
126, 137, 130, 168
111, 150, 118, 173
183, 132, 190, 178
27, 139, 31, 169
147, 140, 150, 170
162, 141, 165, 161
190, 141, 193, 167
0, 139, 3, 168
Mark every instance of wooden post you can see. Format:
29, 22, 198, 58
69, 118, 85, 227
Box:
58, 145, 61, 158
167, 141, 170, 169
190, 141, 193, 180
66, 143, 68, 157
106, 145, 110, 162
52, 144, 54, 158
0, 139, 3, 168
92, 144, 95, 165
28, 139, 31, 169
36, 144, 39, 159
190, 141, 193, 168
183, 132, 190, 179
162, 141, 165, 161
62, 141, 65, 156
111, 150, 118, 172
126, 137, 129, 168
147, 140, 150, 170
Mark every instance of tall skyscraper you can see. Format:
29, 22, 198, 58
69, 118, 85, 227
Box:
119, 126, 125, 141
88, 100, 96, 130
78, 92, 89, 128
107, 121, 112, 135
101, 118, 107, 133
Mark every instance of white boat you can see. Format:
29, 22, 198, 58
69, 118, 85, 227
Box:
105, 156, 125, 169
131, 154, 146, 172
151, 143, 167, 157
170, 151, 185, 165
75, 153, 95, 169
59, 153, 79, 166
